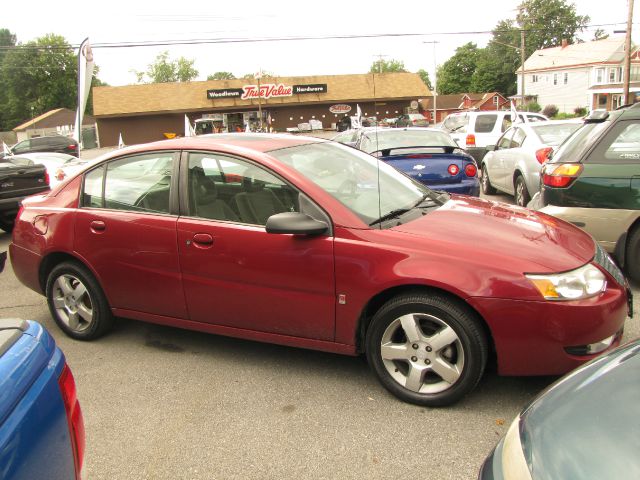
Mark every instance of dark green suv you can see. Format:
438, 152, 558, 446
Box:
539, 104, 640, 281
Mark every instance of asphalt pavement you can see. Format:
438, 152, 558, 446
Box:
0, 139, 636, 479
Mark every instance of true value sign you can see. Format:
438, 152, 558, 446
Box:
207, 83, 327, 101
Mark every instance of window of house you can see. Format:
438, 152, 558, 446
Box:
531, 74, 538, 83
553, 74, 558, 85
595, 68, 605, 84
563, 72, 568, 84
609, 68, 617, 83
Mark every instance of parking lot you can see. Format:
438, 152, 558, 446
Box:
1, 153, 638, 478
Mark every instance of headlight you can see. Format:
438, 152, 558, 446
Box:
526, 264, 606, 301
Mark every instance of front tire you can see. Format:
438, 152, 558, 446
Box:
46, 261, 113, 340
365, 292, 488, 407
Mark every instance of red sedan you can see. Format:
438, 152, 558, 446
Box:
9, 134, 630, 407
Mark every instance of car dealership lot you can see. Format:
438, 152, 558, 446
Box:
1, 224, 638, 480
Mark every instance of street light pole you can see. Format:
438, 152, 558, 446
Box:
423, 41, 439, 124
623, 0, 635, 104
521, 29, 526, 107
256, 69, 263, 131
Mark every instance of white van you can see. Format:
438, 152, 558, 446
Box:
441, 111, 548, 163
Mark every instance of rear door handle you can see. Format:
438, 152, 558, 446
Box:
90, 220, 106, 233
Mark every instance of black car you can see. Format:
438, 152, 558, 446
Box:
10, 135, 79, 158
479, 339, 640, 480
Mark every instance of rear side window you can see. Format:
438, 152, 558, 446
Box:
512, 128, 526, 148
474, 114, 498, 133
586, 120, 640, 163
550, 122, 609, 164
82, 153, 175, 213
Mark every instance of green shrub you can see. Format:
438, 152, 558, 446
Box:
574, 107, 587, 117
554, 112, 576, 119
524, 101, 541, 113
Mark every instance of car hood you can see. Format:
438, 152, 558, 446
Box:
391, 195, 595, 273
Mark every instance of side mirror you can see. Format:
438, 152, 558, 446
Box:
266, 212, 328, 236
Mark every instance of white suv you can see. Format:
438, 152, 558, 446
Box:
441, 111, 548, 163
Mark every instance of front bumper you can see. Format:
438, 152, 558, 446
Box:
468, 282, 628, 376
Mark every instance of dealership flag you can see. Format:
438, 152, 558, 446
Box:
510, 100, 521, 123
118, 133, 125, 149
184, 115, 195, 137
2, 142, 10, 156
74, 38, 95, 147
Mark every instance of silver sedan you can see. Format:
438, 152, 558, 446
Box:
481, 120, 582, 206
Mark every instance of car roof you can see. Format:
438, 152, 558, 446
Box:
108, 133, 326, 158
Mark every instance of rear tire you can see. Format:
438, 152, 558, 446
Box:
365, 292, 488, 407
481, 165, 496, 195
514, 175, 530, 207
0, 219, 14, 233
626, 227, 640, 283
46, 261, 114, 340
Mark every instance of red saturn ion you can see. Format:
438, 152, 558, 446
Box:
9, 134, 631, 407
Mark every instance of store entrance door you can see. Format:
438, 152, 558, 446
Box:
225, 113, 245, 132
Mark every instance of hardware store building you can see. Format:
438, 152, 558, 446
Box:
92, 73, 431, 147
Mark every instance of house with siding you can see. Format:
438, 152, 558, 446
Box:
422, 92, 508, 123
517, 36, 640, 113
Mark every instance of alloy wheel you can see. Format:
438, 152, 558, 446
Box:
380, 313, 464, 394
51, 274, 95, 332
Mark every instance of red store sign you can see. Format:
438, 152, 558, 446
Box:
242, 84, 293, 100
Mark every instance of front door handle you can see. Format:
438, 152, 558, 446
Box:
191, 233, 214, 248
90, 220, 106, 233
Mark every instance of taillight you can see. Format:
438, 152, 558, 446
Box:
464, 164, 477, 177
55, 168, 66, 181
59, 364, 85, 479
412, 119, 418, 125
68, 144, 77, 150
466, 134, 476, 147
535, 147, 553, 165
542, 163, 583, 188
44, 171, 50, 186
15, 205, 24, 223
448, 164, 460, 176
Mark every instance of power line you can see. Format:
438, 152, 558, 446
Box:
0, 22, 631, 51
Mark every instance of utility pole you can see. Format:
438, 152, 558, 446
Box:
623, 0, 635, 105
521, 29, 526, 108
373, 54, 388, 74
256, 69, 263, 131
423, 41, 439, 124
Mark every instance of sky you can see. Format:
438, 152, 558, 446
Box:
3, 0, 637, 87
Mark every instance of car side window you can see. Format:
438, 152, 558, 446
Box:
188, 153, 299, 225
12, 140, 30, 153
512, 128, 526, 148
497, 129, 514, 149
586, 120, 640, 163
82, 166, 105, 208
93, 153, 175, 213
475, 114, 498, 133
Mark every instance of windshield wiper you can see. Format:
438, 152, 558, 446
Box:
369, 207, 412, 226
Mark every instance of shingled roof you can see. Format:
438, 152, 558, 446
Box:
93, 73, 431, 117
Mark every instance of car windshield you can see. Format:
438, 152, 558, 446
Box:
531, 123, 582, 146
269, 141, 437, 225
442, 114, 468, 132
359, 130, 457, 154
548, 121, 610, 163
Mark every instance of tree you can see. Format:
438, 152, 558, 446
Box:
471, 20, 521, 95
593, 28, 609, 41
134, 51, 198, 83
417, 69, 432, 90
0, 28, 16, 65
207, 71, 235, 80
436, 42, 480, 94
515, 0, 590, 53
0, 34, 77, 130
369, 59, 407, 74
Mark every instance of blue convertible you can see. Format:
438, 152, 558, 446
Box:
332, 127, 480, 196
